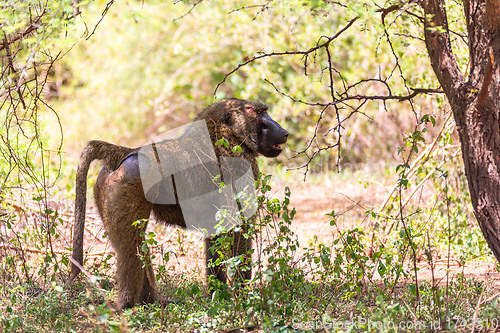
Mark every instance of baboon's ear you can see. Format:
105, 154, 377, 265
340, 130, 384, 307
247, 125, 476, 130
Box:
222, 111, 233, 125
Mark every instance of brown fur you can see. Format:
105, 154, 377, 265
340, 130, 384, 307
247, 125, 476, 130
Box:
69, 98, 288, 309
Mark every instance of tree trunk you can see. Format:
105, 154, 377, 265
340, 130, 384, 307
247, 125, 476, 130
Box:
422, 0, 500, 261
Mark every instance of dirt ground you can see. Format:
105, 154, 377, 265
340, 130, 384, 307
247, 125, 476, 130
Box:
274, 180, 500, 288
62, 177, 499, 291
7, 177, 499, 292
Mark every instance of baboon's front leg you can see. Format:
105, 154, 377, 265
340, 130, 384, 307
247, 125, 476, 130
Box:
205, 229, 252, 288
205, 236, 227, 284
232, 229, 252, 283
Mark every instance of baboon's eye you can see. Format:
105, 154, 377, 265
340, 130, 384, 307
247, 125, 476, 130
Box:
246, 107, 254, 114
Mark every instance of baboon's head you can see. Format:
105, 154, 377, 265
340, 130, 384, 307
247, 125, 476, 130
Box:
201, 98, 289, 158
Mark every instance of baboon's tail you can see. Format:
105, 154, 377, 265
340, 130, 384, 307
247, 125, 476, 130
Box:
69, 140, 134, 283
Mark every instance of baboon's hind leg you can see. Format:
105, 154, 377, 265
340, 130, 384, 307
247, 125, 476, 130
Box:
95, 162, 159, 309
113, 229, 159, 309
139, 250, 159, 305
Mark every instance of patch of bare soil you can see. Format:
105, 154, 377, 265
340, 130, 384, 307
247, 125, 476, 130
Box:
12, 178, 496, 289
275, 180, 499, 287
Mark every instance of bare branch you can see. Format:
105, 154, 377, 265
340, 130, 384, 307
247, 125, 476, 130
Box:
229, 1, 275, 20
174, 0, 204, 21
266, 78, 443, 106
86, 0, 114, 40
213, 16, 359, 99
211, 2, 448, 178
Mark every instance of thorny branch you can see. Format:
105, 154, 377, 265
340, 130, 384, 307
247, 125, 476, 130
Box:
214, 16, 360, 98
86, 0, 114, 40
214, 4, 446, 178
212, 4, 447, 177
0, 5, 72, 194
174, 0, 204, 21
229, 0, 275, 20
0, 0, 80, 272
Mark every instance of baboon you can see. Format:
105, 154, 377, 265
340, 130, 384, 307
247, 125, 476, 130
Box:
69, 98, 289, 309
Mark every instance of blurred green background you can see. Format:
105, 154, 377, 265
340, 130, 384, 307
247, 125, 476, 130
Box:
42, 0, 445, 181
